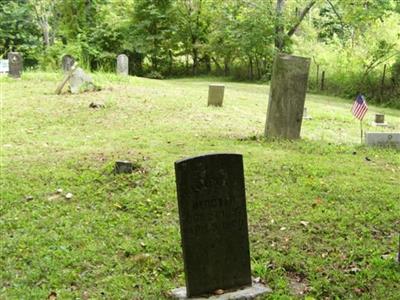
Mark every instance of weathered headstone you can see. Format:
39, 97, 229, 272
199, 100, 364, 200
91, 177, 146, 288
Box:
62, 55, 75, 72
365, 132, 400, 149
208, 84, 225, 107
117, 54, 129, 75
303, 107, 312, 120
372, 113, 387, 126
172, 153, 270, 299
114, 160, 133, 174
265, 54, 311, 139
69, 68, 94, 94
0, 59, 9, 74
8, 52, 23, 78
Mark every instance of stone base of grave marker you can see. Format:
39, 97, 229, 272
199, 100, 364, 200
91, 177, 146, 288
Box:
208, 84, 225, 107
365, 132, 400, 149
170, 280, 271, 300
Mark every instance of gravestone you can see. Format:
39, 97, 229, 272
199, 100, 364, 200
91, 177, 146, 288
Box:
303, 107, 312, 120
172, 153, 270, 299
365, 132, 400, 149
265, 54, 310, 139
69, 68, 94, 94
114, 160, 133, 174
62, 55, 75, 72
117, 54, 129, 75
372, 113, 387, 126
0, 59, 9, 74
8, 52, 23, 78
208, 84, 225, 107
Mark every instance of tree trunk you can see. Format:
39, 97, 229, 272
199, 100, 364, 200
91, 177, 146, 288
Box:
275, 0, 286, 51
248, 56, 254, 80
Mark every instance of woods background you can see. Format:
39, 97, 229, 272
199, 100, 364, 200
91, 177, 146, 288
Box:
1, 0, 399, 107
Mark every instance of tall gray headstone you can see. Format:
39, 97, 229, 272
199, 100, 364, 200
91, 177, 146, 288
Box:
62, 55, 75, 72
117, 54, 129, 75
265, 54, 311, 139
8, 52, 23, 78
172, 154, 270, 299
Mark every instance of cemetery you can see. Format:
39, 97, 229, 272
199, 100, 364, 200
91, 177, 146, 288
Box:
1, 1, 400, 299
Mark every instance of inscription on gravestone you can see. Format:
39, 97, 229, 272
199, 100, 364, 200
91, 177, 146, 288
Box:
174, 154, 252, 297
8, 52, 23, 78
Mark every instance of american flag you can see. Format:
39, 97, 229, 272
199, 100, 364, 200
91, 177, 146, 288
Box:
351, 94, 368, 120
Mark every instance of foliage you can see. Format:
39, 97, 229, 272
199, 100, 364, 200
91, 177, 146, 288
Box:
0, 0, 399, 105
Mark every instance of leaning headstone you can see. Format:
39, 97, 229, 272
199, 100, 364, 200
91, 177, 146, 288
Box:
303, 107, 312, 120
62, 55, 75, 72
208, 84, 225, 107
265, 54, 311, 139
365, 132, 400, 149
69, 67, 94, 94
117, 54, 129, 75
0, 59, 9, 74
171, 153, 270, 299
8, 52, 23, 78
372, 113, 387, 127
114, 160, 133, 174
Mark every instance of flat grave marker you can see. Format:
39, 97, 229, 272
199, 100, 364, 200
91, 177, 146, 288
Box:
172, 153, 270, 299
365, 132, 400, 149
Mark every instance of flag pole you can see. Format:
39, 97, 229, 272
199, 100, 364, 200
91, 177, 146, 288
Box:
360, 119, 363, 144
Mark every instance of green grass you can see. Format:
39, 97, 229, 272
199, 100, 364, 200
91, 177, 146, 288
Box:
1, 71, 399, 299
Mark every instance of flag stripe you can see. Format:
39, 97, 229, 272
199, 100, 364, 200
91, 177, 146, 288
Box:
351, 94, 368, 120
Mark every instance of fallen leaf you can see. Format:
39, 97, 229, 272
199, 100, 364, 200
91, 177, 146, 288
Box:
48, 292, 57, 300
65, 193, 73, 199
300, 221, 309, 227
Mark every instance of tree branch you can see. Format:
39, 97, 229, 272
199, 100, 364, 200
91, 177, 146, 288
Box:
287, 0, 316, 37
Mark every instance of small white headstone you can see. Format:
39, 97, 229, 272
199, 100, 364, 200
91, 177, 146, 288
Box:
365, 132, 400, 149
0, 59, 9, 73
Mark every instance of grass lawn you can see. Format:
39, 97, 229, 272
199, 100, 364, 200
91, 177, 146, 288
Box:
1, 72, 399, 299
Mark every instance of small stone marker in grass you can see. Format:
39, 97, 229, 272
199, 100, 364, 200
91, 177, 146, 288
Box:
372, 113, 387, 127
8, 52, 23, 78
171, 153, 270, 299
365, 132, 400, 149
208, 84, 225, 107
114, 160, 133, 174
0, 59, 9, 74
265, 54, 310, 139
117, 54, 129, 75
303, 107, 312, 120
62, 55, 75, 72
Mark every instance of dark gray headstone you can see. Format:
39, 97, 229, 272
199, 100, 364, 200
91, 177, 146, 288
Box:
117, 54, 129, 75
8, 52, 23, 78
62, 55, 75, 72
175, 153, 252, 297
114, 160, 133, 174
265, 54, 311, 139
